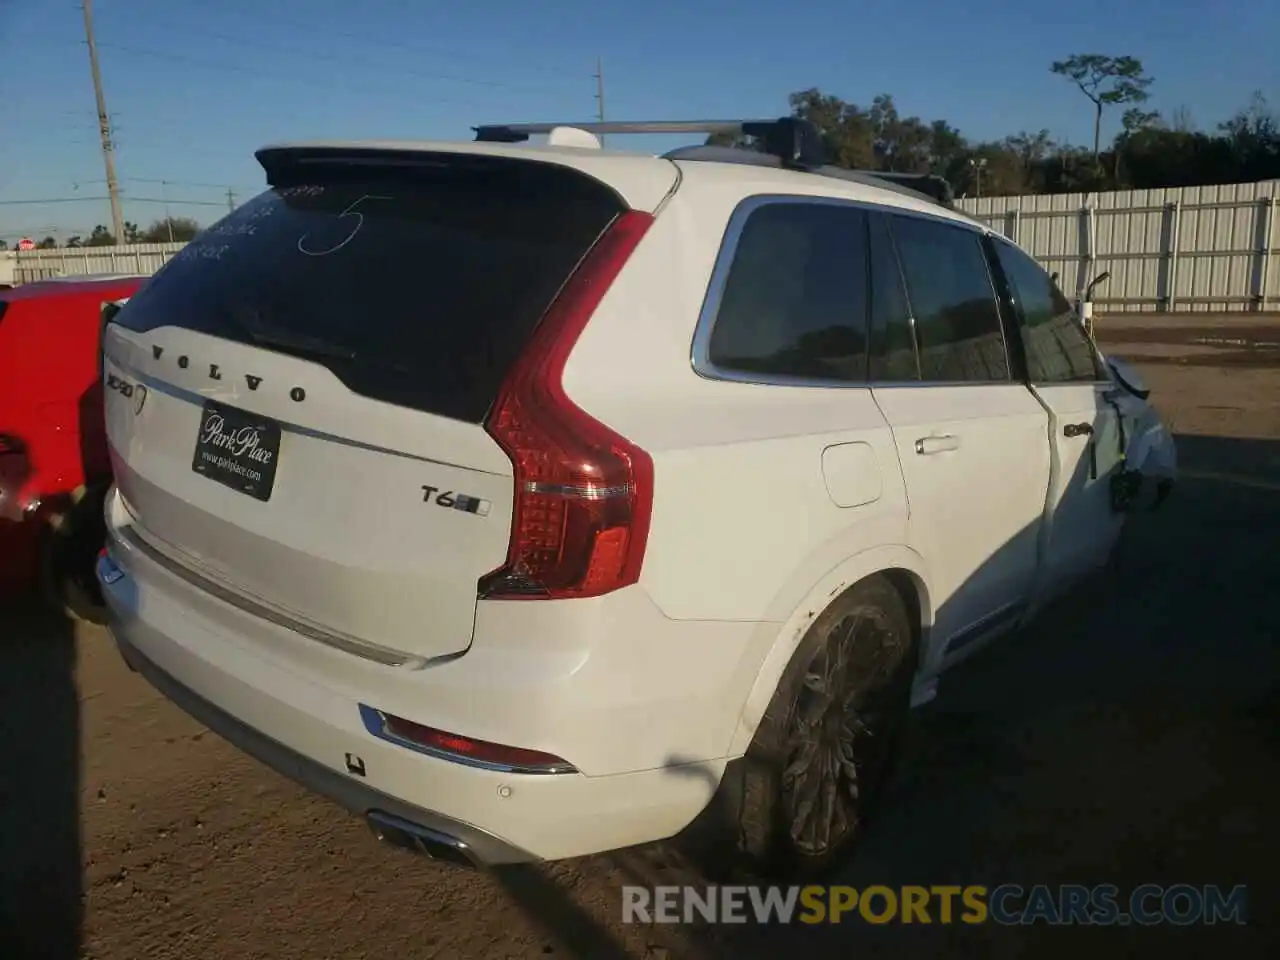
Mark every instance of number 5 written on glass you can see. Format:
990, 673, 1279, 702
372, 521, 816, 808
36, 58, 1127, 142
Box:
297, 194, 392, 257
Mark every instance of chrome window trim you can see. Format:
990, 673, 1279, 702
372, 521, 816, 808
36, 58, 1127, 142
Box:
688, 193, 1012, 389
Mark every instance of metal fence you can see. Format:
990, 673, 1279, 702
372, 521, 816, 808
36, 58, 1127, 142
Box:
956, 180, 1280, 313
13, 179, 1280, 312
12, 242, 186, 284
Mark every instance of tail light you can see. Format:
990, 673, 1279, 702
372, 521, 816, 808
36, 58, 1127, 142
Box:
479, 210, 655, 600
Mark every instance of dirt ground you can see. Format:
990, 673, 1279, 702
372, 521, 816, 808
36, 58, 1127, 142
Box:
2, 318, 1278, 959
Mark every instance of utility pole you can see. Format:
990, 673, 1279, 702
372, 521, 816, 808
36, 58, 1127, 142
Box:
81, 0, 125, 244
226, 188, 237, 214
593, 57, 606, 145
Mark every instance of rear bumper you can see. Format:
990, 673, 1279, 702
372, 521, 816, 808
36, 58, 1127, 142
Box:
110, 623, 528, 867
96, 495, 740, 862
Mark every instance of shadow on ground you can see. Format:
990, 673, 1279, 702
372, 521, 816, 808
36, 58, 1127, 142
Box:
0, 600, 81, 959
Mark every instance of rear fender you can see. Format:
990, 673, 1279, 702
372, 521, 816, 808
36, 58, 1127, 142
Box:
725, 544, 934, 756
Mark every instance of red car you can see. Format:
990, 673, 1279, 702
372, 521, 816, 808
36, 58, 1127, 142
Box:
1, 274, 146, 620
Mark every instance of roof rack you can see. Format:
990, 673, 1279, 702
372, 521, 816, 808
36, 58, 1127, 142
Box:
474, 117, 826, 171
471, 117, 954, 208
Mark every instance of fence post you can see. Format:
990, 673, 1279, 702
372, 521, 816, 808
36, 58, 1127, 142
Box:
1006, 208, 1020, 243
1257, 195, 1276, 312
1079, 205, 1095, 302
1165, 201, 1181, 312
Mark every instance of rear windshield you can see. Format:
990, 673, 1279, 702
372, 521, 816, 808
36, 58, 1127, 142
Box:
111, 154, 626, 422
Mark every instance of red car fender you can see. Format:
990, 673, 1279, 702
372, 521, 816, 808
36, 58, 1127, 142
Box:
0, 276, 145, 598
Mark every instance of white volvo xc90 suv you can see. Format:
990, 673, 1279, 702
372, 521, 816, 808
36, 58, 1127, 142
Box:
97, 118, 1175, 880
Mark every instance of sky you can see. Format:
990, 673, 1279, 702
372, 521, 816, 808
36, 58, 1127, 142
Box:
1, 0, 1277, 241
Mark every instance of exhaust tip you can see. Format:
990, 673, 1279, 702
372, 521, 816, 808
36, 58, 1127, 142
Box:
366, 810, 478, 869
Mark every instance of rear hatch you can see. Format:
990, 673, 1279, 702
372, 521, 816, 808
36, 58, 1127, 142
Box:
103, 145, 674, 664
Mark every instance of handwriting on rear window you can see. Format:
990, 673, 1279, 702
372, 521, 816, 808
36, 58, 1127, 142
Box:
278, 185, 326, 199
172, 243, 230, 265
203, 222, 259, 239
297, 194, 392, 258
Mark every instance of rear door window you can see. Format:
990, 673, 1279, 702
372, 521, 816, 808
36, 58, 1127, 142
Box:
888, 215, 1011, 383
110, 156, 627, 423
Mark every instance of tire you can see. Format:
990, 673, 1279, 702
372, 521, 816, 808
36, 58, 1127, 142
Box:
688, 575, 916, 882
39, 484, 110, 625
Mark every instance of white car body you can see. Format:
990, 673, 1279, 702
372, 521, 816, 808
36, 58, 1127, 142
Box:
96, 126, 1175, 867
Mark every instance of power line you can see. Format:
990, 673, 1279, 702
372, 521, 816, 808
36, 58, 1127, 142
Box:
0, 195, 231, 208
119, 20, 581, 97
93, 42, 543, 112
154, 0, 588, 80
119, 196, 233, 208
123, 177, 238, 190
0, 197, 120, 206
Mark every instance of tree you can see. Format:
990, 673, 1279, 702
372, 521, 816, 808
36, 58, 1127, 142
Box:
66, 236, 83, 248
122, 221, 142, 244
787, 88, 877, 168
1170, 105, 1196, 133
1004, 129, 1057, 188
37, 237, 57, 249
1051, 54, 1154, 159
140, 216, 201, 243
706, 81, 1272, 197
86, 225, 116, 246
1218, 92, 1280, 181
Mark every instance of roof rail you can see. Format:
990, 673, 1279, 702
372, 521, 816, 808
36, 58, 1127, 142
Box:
859, 170, 956, 207
474, 117, 826, 171
472, 118, 955, 207
662, 145, 956, 208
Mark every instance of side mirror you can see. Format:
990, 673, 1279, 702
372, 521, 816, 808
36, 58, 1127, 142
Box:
1050, 271, 1059, 286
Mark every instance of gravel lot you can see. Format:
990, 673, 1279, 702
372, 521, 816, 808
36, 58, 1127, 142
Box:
2, 322, 1277, 959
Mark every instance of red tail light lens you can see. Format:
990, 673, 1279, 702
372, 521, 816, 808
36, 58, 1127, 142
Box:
366, 706, 575, 774
480, 210, 655, 600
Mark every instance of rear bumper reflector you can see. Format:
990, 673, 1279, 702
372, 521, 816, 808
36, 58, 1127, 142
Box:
358, 704, 577, 775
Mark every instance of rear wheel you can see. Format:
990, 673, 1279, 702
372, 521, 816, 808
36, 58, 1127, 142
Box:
690, 575, 916, 881
39, 484, 110, 625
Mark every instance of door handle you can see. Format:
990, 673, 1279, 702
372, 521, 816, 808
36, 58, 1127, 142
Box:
915, 434, 960, 455
1063, 422, 1094, 438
